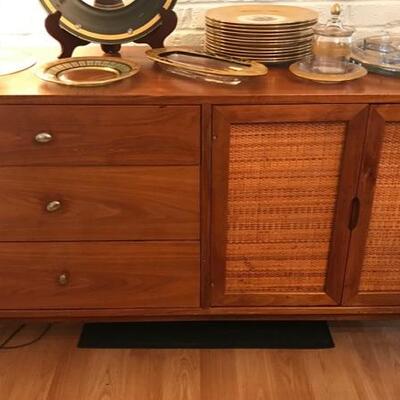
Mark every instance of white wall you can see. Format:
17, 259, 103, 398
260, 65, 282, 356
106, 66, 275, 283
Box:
1, 0, 399, 48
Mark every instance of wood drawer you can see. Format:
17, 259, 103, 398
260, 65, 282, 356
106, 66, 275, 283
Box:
0, 242, 200, 309
0, 106, 200, 166
0, 167, 199, 241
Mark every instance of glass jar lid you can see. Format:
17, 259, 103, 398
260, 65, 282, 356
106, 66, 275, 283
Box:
313, 3, 354, 37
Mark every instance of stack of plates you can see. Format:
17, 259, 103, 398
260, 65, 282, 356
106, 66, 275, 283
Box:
205, 5, 318, 64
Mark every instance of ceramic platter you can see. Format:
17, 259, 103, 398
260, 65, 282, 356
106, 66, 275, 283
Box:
205, 5, 318, 64
39, 0, 177, 44
36, 56, 140, 87
289, 60, 368, 84
146, 47, 268, 85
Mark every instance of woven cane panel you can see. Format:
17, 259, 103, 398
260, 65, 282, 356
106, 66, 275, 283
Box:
225, 122, 346, 293
360, 123, 400, 292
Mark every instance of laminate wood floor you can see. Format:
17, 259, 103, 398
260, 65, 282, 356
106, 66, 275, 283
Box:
0, 321, 399, 400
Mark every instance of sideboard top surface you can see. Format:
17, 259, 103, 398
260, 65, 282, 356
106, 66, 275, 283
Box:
1, 47, 400, 105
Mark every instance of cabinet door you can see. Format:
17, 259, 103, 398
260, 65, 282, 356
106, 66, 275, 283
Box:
211, 105, 368, 306
344, 106, 400, 305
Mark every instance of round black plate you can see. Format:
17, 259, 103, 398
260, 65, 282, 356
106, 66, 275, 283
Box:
40, 0, 177, 44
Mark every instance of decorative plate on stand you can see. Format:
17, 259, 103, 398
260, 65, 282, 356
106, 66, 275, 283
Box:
39, 0, 178, 57
40, 0, 177, 44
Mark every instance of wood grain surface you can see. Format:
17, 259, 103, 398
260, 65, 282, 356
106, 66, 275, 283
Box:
0, 47, 399, 105
0, 105, 200, 166
0, 242, 200, 309
0, 166, 199, 241
0, 321, 399, 400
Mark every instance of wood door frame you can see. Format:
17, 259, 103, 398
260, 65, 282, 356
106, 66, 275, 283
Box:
343, 105, 400, 306
210, 104, 369, 307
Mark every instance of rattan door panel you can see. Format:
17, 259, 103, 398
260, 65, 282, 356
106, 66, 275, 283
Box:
211, 105, 369, 307
344, 106, 400, 306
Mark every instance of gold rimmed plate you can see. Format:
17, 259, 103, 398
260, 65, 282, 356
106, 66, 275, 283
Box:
205, 39, 313, 54
289, 61, 368, 84
206, 26, 314, 39
205, 31, 314, 45
205, 40, 312, 54
206, 47, 311, 63
36, 56, 140, 87
206, 23, 315, 36
40, 0, 177, 45
206, 5, 318, 26
206, 19, 317, 31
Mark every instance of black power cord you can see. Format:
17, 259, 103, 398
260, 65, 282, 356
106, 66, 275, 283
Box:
0, 324, 52, 350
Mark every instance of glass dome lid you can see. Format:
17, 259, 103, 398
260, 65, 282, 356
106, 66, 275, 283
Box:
313, 3, 354, 37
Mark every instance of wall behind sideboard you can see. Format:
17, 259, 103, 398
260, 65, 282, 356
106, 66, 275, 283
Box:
1, 1, 399, 48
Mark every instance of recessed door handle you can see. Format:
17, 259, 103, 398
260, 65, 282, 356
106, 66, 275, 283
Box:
349, 197, 360, 230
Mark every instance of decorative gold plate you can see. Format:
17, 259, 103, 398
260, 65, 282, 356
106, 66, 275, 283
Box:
205, 5, 318, 65
206, 49, 311, 64
289, 61, 368, 84
36, 56, 140, 87
205, 40, 313, 54
40, 0, 176, 44
205, 30, 314, 44
206, 5, 318, 26
146, 47, 268, 85
205, 24, 315, 37
205, 20, 317, 33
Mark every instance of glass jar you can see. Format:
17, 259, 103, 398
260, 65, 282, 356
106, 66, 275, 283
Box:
311, 3, 354, 74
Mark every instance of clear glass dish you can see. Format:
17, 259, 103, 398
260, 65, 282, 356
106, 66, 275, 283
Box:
351, 19, 400, 75
311, 3, 355, 74
146, 47, 268, 85
352, 35, 400, 74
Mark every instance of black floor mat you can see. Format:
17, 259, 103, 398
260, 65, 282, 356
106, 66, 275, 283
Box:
78, 321, 334, 349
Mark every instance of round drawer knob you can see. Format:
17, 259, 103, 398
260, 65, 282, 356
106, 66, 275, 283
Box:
46, 201, 62, 213
58, 272, 69, 286
35, 132, 53, 144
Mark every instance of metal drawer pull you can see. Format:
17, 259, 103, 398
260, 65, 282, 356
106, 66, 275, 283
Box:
58, 272, 69, 286
35, 132, 53, 144
46, 201, 62, 213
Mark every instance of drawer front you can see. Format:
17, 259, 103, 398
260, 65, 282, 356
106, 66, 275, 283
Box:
0, 106, 200, 165
0, 242, 200, 309
0, 167, 199, 241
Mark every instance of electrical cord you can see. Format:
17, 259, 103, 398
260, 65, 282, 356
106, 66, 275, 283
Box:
0, 323, 52, 350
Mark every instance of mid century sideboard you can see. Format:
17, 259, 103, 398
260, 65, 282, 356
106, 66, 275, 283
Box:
1, 47, 400, 320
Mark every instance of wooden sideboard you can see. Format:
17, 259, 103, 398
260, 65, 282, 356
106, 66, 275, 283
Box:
1, 47, 400, 320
